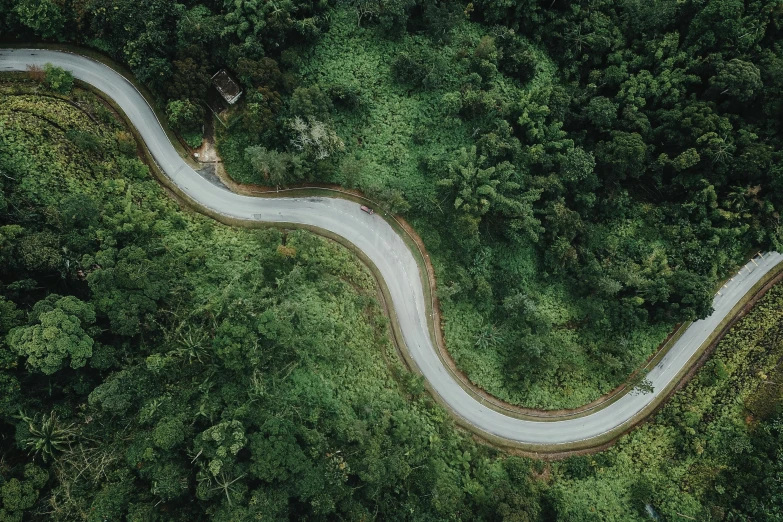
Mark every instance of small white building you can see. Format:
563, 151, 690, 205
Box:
211, 70, 242, 104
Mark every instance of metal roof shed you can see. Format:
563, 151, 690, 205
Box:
211, 69, 243, 104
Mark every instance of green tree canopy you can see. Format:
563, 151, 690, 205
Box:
245, 146, 305, 187
7, 295, 95, 374
166, 99, 204, 133
13, 0, 63, 38
437, 146, 542, 244
710, 58, 763, 102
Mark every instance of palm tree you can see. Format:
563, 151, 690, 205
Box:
474, 323, 505, 350
19, 411, 77, 463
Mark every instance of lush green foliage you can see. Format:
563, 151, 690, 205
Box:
7, 295, 96, 375
5, 0, 783, 414
2, 80, 782, 518
3, 0, 783, 513
166, 99, 203, 133
219, 5, 679, 408
0, 81, 546, 521
1, 0, 329, 142
239, 0, 783, 409
551, 282, 783, 521
42, 64, 73, 94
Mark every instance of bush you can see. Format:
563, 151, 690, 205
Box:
498, 37, 537, 83
66, 129, 102, 154
26, 64, 45, 83
182, 130, 203, 148
327, 83, 363, 110
165, 99, 204, 133
289, 85, 333, 119
115, 130, 137, 156
244, 145, 306, 186
43, 63, 73, 94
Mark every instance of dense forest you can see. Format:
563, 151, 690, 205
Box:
0, 79, 546, 520
6, 0, 780, 408
3, 0, 783, 519
1, 67, 783, 522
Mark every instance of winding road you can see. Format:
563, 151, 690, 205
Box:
2, 48, 781, 449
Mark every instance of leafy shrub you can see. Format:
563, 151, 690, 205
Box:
43, 63, 73, 94
66, 129, 102, 154
182, 130, 203, 148
165, 99, 204, 133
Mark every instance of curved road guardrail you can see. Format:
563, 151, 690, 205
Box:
3, 48, 781, 451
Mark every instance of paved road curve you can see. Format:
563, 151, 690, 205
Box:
3, 49, 781, 447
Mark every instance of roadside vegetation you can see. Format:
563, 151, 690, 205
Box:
552, 282, 783, 521
3, 0, 783, 518
5, 0, 782, 410
0, 79, 546, 521
3, 74, 782, 521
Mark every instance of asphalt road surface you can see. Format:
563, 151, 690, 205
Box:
3, 49, 781, 447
